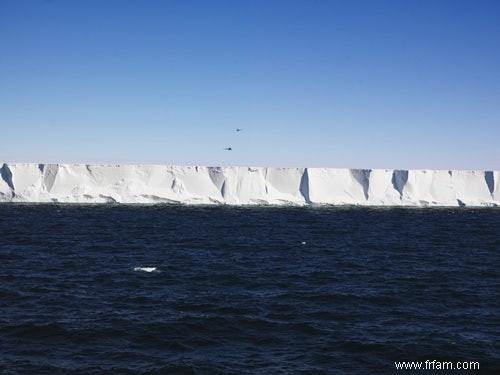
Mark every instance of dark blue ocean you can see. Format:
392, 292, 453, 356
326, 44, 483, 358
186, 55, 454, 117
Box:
0, 205, 498, 374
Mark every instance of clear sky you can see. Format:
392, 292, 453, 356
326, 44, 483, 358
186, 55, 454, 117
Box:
1, 0, 499, 169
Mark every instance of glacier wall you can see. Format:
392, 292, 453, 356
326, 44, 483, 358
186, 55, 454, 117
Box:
0, 163, 498, 206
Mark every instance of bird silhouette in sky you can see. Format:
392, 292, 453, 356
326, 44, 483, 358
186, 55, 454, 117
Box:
224, 147, 232, 151
236, 128, 243, 132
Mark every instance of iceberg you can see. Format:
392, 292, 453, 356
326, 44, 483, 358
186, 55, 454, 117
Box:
0, 163, 498, 206
134, 267, 158, 273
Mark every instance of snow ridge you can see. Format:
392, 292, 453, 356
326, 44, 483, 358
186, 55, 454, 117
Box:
0, 163, 498, 206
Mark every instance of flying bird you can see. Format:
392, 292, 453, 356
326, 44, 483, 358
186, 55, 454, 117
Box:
224, 147, 232, 151
236, 128, 243, 132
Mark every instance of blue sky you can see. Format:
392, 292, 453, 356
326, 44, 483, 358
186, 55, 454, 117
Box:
1, 0, 499, 169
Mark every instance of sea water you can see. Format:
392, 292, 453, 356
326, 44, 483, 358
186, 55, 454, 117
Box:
0, 205, 498, 373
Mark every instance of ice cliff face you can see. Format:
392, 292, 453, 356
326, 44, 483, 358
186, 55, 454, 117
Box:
0, 163, 498, 206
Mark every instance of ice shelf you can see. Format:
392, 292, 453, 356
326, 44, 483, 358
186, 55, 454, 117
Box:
0, 163, 498, 206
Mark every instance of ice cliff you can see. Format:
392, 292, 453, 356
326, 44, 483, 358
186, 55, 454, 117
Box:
0, 163, 498, 206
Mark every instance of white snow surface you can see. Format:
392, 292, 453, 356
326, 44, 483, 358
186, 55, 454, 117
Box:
0, 163, 498, 206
